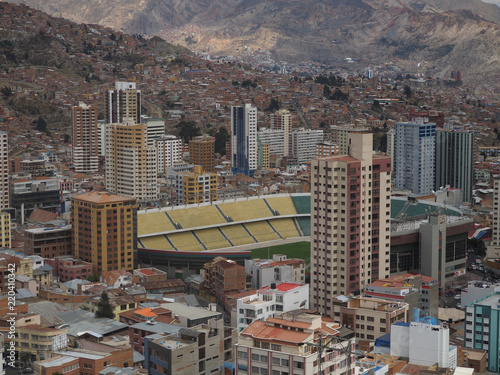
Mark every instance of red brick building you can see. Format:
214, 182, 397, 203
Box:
204, 256, 247, 304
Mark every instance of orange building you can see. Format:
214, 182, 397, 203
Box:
189, 135, 215, 172
71, 192, 138, 274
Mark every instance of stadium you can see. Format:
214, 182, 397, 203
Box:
137, 193, 469, 277
137, 194, 311, 275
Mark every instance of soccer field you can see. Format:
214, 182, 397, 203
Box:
251, 241, 310, 265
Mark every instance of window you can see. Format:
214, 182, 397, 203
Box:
293, 361, 303, 369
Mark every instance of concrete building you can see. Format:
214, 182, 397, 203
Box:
143, 118, 165, 147
174, 165, 217, 205
462, 281, 500, 307
487, 177, 500, 258
236, 282, 309, 332
155, 134, 182, 175
271, 109, 291, 156
10, 177, 60, 222
257, 128, 285, 156
71, 102, 99, 173
0, 212, 10, 248
44, 257, 92, 282
105, 121, 158, 203
435, 129, 474, 203
386, 129, 395, 172
310, 132, 392, 315
316, 141, 339, 158
105, 81, 141, 124
289, 128, 324, 164
465, 291, 500, 372
231, 103, 257, 176
23, 225, 72, 258
204, 257, 247, 304
145, 318, 236, 375
330, 125, 370, 155
71, 192, 138, 274
245, 254, 306, 289
160, 303, 222, 328
332, 296, 408, 340
257, 143, 270, 168
394, 121, 436, 195
97, 120, 106, 157
236, 311, 355, 375
0, 132, 8, 210
390, 321, 457, 369
189, 135, 215, 173
20, 159, 45, 177
16, 324, 68, 362
366, 273, 439, 319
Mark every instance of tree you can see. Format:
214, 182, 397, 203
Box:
95, 291, 115, 319
1, 86, 12, 97
87, 273, 99, 282
63, 134, 71, 143
20, 351, 31, 368
404, 85, 412, 98
265, 98, 280, 112
34, 116, 47, 133
214, 126, 229, 156
176, 120, 200, 143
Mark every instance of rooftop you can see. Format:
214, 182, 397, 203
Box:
73, 192, 136, 204
160, 302, 221, 320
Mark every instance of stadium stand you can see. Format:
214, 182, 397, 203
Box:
195, 228, 232, 250
264, 196, 298, 216
221, 224, 257, 246
244, 222, 281, 242
167, 205, 227, 229
269, 218, 301, 239
218, 199, 273, 221
296, 217, 310, 236
137, 211, 176, 235
391, 197, 462, 218
291, 195, 310, 215
169, 231, 205, 252
140, 236, 176, 251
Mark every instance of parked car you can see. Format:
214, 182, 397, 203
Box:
456, 303, 461, 309
455, 294, 462, 300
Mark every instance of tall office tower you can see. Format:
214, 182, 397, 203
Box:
71, 103, 99, 173
435, 129, 474, 203
72, 192, 137, 274
331, 125, 370, 155
143, 118, 166, 147
105, 81, 142, 124
189, 135, 215, 172
155, 135, 182, 175
310, 132, 392, 316
394, 121, 436, 195
386, 128, 395, 172
289, 128, 324, 164
231, 103, 257, 176
0, 132, 8, 209
271, 109, 291, 156
105, 121, 158, 202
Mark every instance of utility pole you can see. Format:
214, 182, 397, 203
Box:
305, 334, 355, 375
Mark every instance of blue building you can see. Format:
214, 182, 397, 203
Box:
394, 120, 436, 195
465, 291, 500, 372
231, 104, 257, 176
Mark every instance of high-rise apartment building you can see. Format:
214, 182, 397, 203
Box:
0, 212, 10, 248
257, 129, 285, 156
271, 109, 291, 156
394, 121, 436, 195
71, 102, 99, 173
174, 165, 217, 206
71, 191, 138, 274
331, 125, 369, 155
155, 134, 182, 175
435, 128, 474, 202
488, 177, 500, 258
143, 118, 165, 147
289, 128, 324, 164
0, 132, 8, 209
386, 128, 395, 172
231, 104, 257, 176
310, 132, 392, 316
105, 81, 141, 124
105, 121, 158, 202
189, 135, 215, 172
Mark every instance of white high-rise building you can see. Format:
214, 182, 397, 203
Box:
0, 132, 8, 209
105, 81, 142, 124
71, 103, 99, 173
257, 128, 285, 156
231, 104, 257, 176
155, 135, 182, 175
289, 128, 324, 164
105, 121, 158, 202
143, 118, 166, 147
394, 121, 436, 195
386, 128, 395, 172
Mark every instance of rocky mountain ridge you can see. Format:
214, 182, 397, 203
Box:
7, 0, 500, 82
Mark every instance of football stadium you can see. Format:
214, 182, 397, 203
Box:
137, 193, 469, 277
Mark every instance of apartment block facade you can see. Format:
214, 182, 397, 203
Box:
310, 132, 392, 316
0, 132, 8, 209
174, 165, 217, 205
71, 192, 138, 274
231, 104, 257, 176
189, 135, 215, 172
105, 81, 141, 124
155, 134, 182, 175
71, 102, 99, 173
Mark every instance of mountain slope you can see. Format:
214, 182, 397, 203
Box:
7, 0, 500, 81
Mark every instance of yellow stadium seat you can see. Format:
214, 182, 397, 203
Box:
168, 205, 226, 229
265, 197, 298, 216
139, 235, 176, 251
168, 231, 205, 252
269, 218, 301, 239
195, 228, 232, 250
245, 222, 280, 242
137, 211, 176, 235
222, 224, 256, 246
219, 200, 273, 221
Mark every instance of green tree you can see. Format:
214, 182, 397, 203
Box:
214, 127, 229, 156
1, 86, 12, 97
87, 273, 100, 282
34, 116, 47, 133
265, 98, 280, 112
63, 134, 71, 143
20, 351, 31, 368
95, 291, 115, 319
404, 85, 412, 98
176, 120, 200, 143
